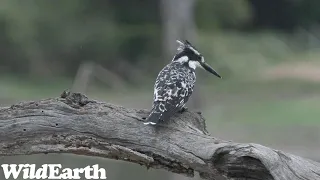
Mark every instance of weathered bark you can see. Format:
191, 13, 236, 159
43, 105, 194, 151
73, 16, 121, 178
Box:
0, 92, 319, 180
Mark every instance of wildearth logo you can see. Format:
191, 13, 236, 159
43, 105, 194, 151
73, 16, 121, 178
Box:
1, 164, 107, 179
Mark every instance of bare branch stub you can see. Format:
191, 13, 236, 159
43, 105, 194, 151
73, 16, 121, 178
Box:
0, 92, 320, 180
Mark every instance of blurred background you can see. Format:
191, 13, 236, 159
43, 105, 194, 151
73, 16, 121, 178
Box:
1, 0, 320, 179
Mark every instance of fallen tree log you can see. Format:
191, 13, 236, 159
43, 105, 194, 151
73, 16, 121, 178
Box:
0, 92, 319, 180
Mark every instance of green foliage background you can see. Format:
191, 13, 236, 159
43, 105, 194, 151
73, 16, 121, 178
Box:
2, 0, 317, 79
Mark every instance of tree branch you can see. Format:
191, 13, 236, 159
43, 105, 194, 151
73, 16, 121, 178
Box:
0, 92, 319, 180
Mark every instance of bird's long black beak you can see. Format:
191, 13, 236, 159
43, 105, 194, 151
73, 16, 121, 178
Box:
200, 61, 222, 78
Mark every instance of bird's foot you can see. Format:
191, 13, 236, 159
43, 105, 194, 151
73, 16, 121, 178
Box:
178, 107, 188, 113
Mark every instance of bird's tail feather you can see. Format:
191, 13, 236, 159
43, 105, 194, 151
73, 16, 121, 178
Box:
144, 111, 161, 125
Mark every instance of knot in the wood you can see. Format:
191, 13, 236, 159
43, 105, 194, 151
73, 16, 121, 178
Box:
60, 90, 94, 108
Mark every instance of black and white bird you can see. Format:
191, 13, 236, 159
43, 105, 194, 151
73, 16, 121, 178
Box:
144, 40, 222, 125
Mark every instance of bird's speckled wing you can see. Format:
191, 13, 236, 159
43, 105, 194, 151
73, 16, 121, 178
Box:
145, 62, 195, 124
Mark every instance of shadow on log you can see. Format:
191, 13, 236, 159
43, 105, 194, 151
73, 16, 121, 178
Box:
0, 92, 320, 180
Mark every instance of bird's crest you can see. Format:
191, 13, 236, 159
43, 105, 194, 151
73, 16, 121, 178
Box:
176, 40, 200, 55
176, 40, 185, 51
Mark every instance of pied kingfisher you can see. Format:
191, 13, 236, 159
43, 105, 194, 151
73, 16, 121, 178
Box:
144, 40, 222, 125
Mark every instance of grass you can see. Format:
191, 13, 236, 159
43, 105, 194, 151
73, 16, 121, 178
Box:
0, 74, 73, 100
204, 95, 320, 126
